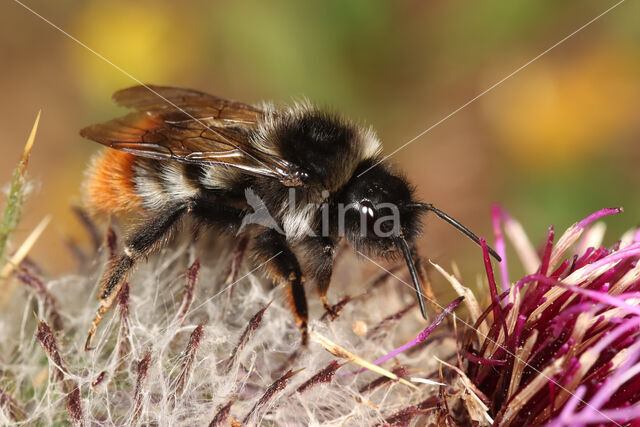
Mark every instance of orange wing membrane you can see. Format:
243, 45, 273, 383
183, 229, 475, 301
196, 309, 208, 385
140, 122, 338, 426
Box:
80, 85, 304, 186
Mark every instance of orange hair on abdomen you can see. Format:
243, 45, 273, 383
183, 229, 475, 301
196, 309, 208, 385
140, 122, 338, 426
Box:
85, 149, 143, 215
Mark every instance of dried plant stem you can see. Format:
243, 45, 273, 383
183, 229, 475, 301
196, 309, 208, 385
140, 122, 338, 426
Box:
310, 332, 418, 390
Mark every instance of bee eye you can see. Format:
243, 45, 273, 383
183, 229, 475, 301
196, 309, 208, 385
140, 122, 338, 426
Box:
360, 200, 375, 218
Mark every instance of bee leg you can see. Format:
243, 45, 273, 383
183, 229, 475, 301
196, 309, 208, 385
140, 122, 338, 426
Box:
253, 229, 308, 346
85, 203, 188, 351
301, 237, 338, 318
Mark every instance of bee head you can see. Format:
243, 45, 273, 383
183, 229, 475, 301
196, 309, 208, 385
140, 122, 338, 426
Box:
335, 161, 501, 319
335, 162, 423, 257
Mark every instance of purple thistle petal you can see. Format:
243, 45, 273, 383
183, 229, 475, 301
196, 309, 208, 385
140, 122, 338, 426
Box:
566, 242, 640, 281
577, 207, 623, 230
584, 339, 640, 411
507, 315, 526, 350
540, 227, 555, 276
550, 208, 623, 270
558, 357, 581, 388
492, 204, 510, 292
559, 283, 640, 317
591, 317, 640, 356
480, 238, 502, 321
523, 273, 640, 317
549, 304, 598, 336
547, 385, 587, 427
463, 350, 507, 366
573, 405, 640, 425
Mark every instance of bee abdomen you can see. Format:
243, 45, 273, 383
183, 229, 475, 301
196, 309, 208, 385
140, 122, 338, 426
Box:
85, 149, 143, 215
85, 149, 203, 215
133, 159, 201, 211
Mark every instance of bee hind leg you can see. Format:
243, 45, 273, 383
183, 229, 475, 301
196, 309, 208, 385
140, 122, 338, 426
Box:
253, 229, 309, 346
85, 203, 188, 351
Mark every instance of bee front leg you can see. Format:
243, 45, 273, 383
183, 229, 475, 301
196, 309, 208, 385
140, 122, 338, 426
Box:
253, 229, 309, 345
410, 245, 437, 312
85, 203, 188, 351
301, 237, 337, 318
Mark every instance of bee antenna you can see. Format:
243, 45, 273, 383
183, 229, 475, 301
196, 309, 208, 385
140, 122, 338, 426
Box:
408, 203, 502, 262
394, 234, 428, 320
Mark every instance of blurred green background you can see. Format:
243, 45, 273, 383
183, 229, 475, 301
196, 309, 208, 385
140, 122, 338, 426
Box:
1, 0, 639, 279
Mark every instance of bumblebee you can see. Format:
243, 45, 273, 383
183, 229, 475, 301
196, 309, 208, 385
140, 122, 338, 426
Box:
81, 85, 499, 350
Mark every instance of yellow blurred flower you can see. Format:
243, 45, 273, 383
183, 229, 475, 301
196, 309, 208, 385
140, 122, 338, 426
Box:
483, 46, 640, 169
69, 1, 200, 101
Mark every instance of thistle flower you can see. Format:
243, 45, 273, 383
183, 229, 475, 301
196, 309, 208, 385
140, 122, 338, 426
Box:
460, 206, 640, 426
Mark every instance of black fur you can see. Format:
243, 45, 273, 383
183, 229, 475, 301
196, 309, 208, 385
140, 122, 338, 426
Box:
183, 163, 205, 192
191, 196, 246, 235
274, 111, 355, 187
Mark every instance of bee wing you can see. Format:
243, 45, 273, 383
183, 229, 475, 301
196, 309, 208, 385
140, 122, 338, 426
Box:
81, 85, 302, 184
112, 85, 262, 122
